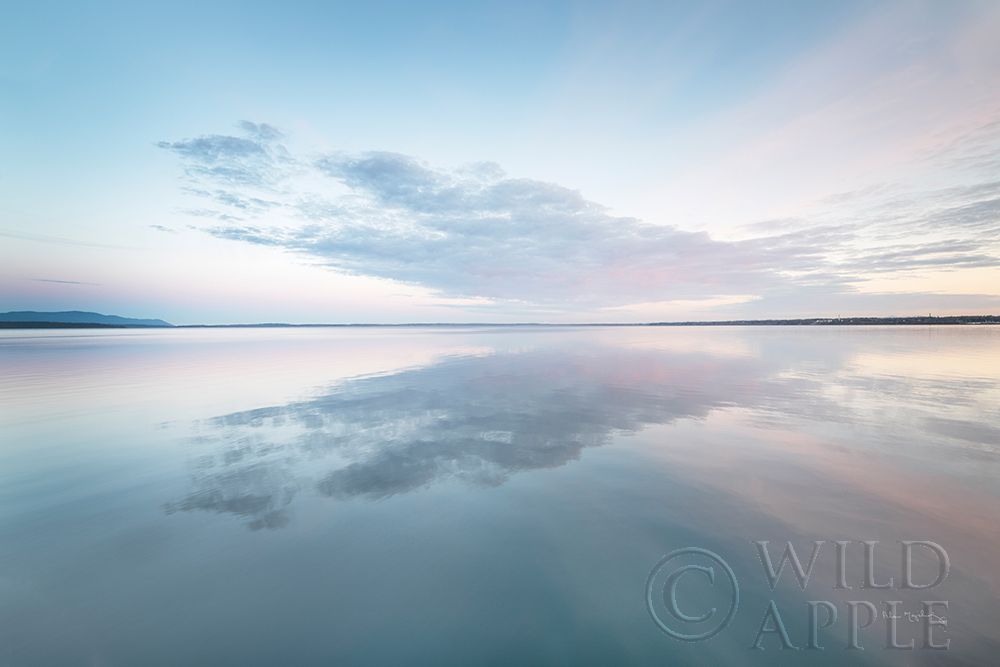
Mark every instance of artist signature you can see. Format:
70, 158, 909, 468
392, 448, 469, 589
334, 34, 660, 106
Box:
882, 609, 947, 623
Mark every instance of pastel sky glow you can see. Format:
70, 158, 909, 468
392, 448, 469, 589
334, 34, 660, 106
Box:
2, 0, 999, 323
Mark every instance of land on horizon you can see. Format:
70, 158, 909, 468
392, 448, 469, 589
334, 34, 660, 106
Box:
2, 310, 999, 329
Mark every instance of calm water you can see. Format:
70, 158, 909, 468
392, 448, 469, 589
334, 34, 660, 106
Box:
1, 326, 998, 666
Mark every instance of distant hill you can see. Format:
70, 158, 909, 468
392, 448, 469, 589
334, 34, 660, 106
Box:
0, 311, 172, 328
647, 315, 1000, 326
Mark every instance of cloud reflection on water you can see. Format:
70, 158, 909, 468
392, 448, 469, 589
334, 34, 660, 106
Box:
166, 344, 775, 527
166, 330, 1000, 534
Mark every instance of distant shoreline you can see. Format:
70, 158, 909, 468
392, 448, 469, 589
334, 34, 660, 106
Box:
2, 315, 999, 329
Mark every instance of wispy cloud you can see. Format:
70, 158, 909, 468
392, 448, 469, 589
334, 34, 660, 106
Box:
0, 227, 134, 250
29, 277, 101, 286
159, 122, 1000, 314
156, 122, 293, 189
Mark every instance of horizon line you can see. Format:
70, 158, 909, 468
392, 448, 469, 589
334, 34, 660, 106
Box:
3, 312, 1000, 329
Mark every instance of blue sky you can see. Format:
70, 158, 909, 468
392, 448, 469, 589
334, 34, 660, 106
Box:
2, 1, 999, 323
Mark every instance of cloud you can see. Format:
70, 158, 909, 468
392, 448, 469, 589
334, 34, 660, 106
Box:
923, 118, 1000, 175
184, 210, 243, 222
157, 121, 293, 188
181, 187, 281, 213
0, 227, 134, 250
237, 120, 284, 142
842, 241, 999, 273
159, 124, 1000, 314
29, 277, 101, 286
166, 139, 827, 305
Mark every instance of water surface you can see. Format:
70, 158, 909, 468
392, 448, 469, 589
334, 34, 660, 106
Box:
1, 326, 998, 665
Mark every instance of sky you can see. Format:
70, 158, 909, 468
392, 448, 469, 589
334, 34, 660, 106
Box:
1, 0, 999, 324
